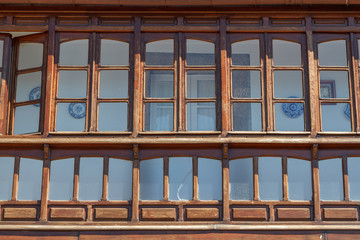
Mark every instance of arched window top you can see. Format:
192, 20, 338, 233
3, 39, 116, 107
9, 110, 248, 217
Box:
186, 39, 215, 66
272, 39, 301, 66
100, 39, 129, 66
59, 39, 89, 66
231, 39, 260, 66
318, 39, 347, 67
145, 39, 174, 66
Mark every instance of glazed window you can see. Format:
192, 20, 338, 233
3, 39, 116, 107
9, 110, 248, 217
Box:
142, 33, 219, 132
230, 34, 308, 132
319, 158, 344, 200
54, 33, 132, 132
139, 156, 222, 201
316, 35, 353, 132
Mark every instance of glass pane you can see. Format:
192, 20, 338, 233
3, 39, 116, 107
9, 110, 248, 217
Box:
79, 157, 103, 201
56, 103, 86, 131
259, 157, 282, 200
273, 40, 301, 66
0, 157, 14, 200
18, 158, 42, 200
49, 158, 74, 201
140, 158, 163, 200
108, 158, 132, 201
187, 102, 216, 131
232, 39, 260, 66
14, 105, 39, 135
99, 70, 128, 98
348, 157, 360, 200
16, 71, 42, 103
321, 103, 351, 132
233, 103, 262, 131
58, 70, 87, 98
144, 103, 173, 131
198, 158, 222, 200
101, 39, 129, 66
18, 43, 43, 70
98, 103, 127, 131
230, 158, 253, 200
187, 71, 215, 98
146, 39, 174, 66
288, 158, 312, 200
186, 39, 214, 66
318, 40, 347, 66
0, 40, 4, 66
60, 39, 88, 66
319, 158, 343, 201
274, 70, 303, 98
275, 103, 304, 131
145, 70, 174, 98
320, 71, 349, 99
169, 157, 192, 201
232, 70, 261, 98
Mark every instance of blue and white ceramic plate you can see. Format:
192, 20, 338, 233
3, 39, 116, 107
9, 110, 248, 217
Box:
68, 103, 86, 119
282, 96, 304, 118
29, 86, 41, 107
344, 104, 351, 120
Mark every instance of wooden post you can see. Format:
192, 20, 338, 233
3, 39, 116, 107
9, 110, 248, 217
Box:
132, 17, 141, 137
222, 143, 230, 222
132, 144, 139, 222
220, 18, 230, 136
312, 144, 321, 222
40, 144, 50, 221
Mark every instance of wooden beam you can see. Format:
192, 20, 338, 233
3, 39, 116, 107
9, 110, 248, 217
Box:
131, 144, 139, 222
39, 144, 50, 221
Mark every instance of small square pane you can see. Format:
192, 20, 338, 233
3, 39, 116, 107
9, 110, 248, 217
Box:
60, 39, 88, 66
79, 157, 103, 201
233, 103, 262, 131
318, 40, 347, 67
99, 70, 128, 98
56, 103, 86, 131
16, 71, 42, 102
259, 157, 282, 200
319, 158, 343, 201
14, 105, 40, 135
146, 39, 174, 66
198, 158, 222, 200
140, 158, 163, 200
275, 103, 304, 131
0, 157, 14, 200
187, 102, 216, 131
230, 158, 253, 200
232, 70, 261, 98
320, 71, 349, 99
288, 158, 312, 201
273, 40, 301, 66
144, 103, 173, 131
101, 39, 129, 66
186, 39, 214, 66
49, 158, 74, 201
187, 71, 215, 98
169, 157, 193, 201
108, 158, 132, 201
347, 157, 360, 200
274, 70, 303, 98
321, 103, 351, 132
98, 103, 127, 131
232, 40, 260, 66
58, 70, 87, 98
145, 70, 174, 98
18, 43, 43, 70
18, 158, 42, 200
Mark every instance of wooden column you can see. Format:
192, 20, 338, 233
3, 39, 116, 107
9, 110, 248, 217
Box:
222, 143, 230, 222
40, 144, 50, 221
11, 156, 20, 201
43, 16, 55, 135
220, 18, 230, 136
342, 156, 349, 201
350, 31, 360, 132
132, 17, 141, 137
312, 144, 321, 222
102, 157, 109, 201
132, 144, 139, 222
0, 35, 11, 134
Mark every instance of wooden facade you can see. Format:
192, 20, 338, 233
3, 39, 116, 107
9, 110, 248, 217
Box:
1, 3, 360, 239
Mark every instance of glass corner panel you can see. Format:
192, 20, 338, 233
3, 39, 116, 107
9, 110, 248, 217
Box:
79, 157, 103, 201
0, 157, 14, 200
18, 158, 43, 200
319, 158, 343, 201
169, 157, 193, 201
258, 157, 282, 200
49, 158, 74, 201
229, 158, 253, 200
287, 158, 312, 201
108, 158, 132, 201
140, 158, 163, 200
198, 158, 222, 200
347, 157, 360, 200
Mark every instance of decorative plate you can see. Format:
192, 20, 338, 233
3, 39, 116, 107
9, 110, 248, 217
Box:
29, 86, 41, 107
68, 103, 86, 119
344, 104, 351, 120
282, 96, 304, 118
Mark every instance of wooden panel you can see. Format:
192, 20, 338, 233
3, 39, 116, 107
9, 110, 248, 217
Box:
13, 17, 48, 25
141, 208, 176, 221
94, 208, 128, 220
0, 232, 78, 240
99, 17, 133, 26
227, 18, 262, 26
270, 18, 304, 26
186, 208, 220, 221
49, 208, 85, 221
232, 208, 267, 221
323, 208, 358, 221
312, 18, 348, 26
57, 17, 90, 25
3, 208, 37, 220
328, 233, 360, 240
277, 208, 311, 221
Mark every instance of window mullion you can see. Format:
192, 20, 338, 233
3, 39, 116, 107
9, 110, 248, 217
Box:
350, 32, 359, 132
88, 32, 97, 132
264, 33, 274, 131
